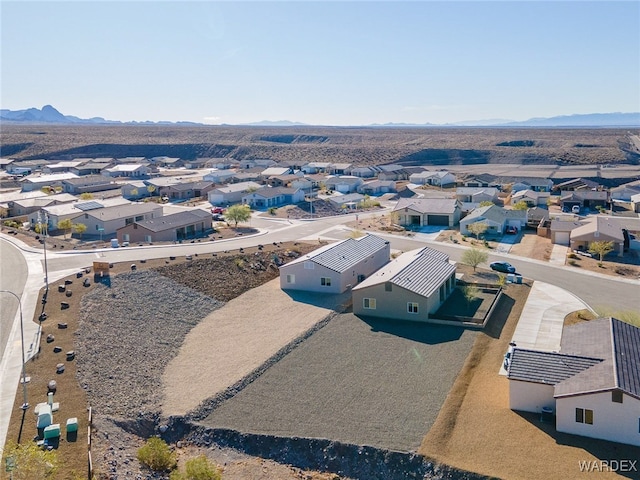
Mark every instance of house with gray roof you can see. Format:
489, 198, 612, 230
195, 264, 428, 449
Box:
328, 192, 366, 210
409, 170, 456, 187
80, 202, 163, 237
279, 234, 390, 293
352, 247, 457, 322
61, 175, 119, 194
508, 317, 640, 446
392, 197, 461, 227
207, 181, 264, 206
459, 205, 527, 236
568, 216, 638, 256
116, 208, 211, 243
324, 175, 364, 193
242, 187, 304, 208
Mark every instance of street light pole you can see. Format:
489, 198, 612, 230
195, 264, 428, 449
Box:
0, 290, 29, 410
37, 211, 49, 322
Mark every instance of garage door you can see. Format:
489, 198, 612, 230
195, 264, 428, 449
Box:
427, 215, 449, 226
555, 231, 570, 245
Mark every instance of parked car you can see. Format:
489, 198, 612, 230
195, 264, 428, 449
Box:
490, 261, 516, 274
211, 207, 225, 214
571, 205, 581, 214
505, 225, 518, 234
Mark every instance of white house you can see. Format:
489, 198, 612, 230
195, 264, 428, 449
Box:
352, 247, 457, 321
279, 234, 390, 293
392, 197, 461, 227
80, 202, 163, 237
409, 170, 457, 187
242, 187, 305, 208
324, 176, 364, 194
507, 317, 640, 447
102, 164, 151, 178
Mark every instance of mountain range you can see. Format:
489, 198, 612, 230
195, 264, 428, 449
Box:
1, 105, 639, 127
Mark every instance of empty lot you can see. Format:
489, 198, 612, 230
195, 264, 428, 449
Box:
201, 313, 478, 452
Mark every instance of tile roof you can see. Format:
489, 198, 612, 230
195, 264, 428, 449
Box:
288, 234, 389, 273
507, 349, 603, 385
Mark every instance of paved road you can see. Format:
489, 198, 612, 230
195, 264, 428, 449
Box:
0, 239, 28, 359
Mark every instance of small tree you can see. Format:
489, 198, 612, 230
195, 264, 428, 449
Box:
348, 229, 364, 238
57, 218, 73, 239
129, 188, 139, 198
467, 221, 489, 240
512, 200, 529, 211
479, 200, 494, 207
79, 192, 94, 200
72, 222, 87, 239
463, 284, 480, 306
224, 204, 251, 227
461, 248, 488, 272
588, 240, 614, 264
137, 437, 177, 472
1, 440, 60, 480
170, 455, 222, 480
147, 185, 157, 195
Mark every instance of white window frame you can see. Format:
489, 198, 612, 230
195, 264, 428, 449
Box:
407, 302, 419, 314
144, 235, 152, 243
320, 277, 331, 287
304, 261, 315, 270
363, 298, 376, 309
286, 274, 295, 284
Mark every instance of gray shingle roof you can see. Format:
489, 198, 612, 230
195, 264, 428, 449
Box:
612, 318, 640, 399
393, 197, 459, 214
303, 234, 389, 273
507, 349, 603, 385
132, 209, 211, 232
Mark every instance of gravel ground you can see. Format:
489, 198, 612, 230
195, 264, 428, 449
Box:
75, 270, 223, 418
201, 313, 478, 452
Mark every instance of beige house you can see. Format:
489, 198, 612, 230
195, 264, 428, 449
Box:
392, 197, 461, 227
569, 216, 625, 256
116, 209, 211, 243
279, 234, 390, 294
352, 247, 457, 322
80, 203, 163, 237
507, 318, 640, 447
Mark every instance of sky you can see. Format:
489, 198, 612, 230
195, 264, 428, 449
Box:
1, 1, 639, 126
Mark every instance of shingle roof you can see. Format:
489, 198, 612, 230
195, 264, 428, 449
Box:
130, 209, 211, 232
289, 234, 389, 273
507, 349, 603, 385
393, 197, 459, 214
85, 202, 161, 221
611, 318, 640, 399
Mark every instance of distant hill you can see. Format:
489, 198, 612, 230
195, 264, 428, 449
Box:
1, 105, 638, 127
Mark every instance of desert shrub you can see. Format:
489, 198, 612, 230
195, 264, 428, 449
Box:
567, 253, 578, 259
137, 437, 177, 472
568, 260, 578, 266
2, 440, 60, 479
615, 266, 636, 276
3, 220, 20, 228
234, 258, 245, 269
170, 455, 222, 480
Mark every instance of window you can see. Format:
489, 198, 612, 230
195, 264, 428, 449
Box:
123, 234, 130, 242
286, 274, 295, 284
125, 217, 134, 225
144, 235, 152, 243
304, 261, 314, 270
321, 277, 331, 287
363, 298, 376, 309
407, 302, 419, 314
385, 282, 392, 292
612, 390, 623, 403
135, 215, 143, 221
576, 408, 593, 425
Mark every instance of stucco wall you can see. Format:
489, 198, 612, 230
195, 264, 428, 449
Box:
556, 391, 640, 447
509, 380, 555, 413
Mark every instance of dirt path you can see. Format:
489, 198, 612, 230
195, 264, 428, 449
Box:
161, 279, 345, 417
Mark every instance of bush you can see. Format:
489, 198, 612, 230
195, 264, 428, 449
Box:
137, 437, 177, 472
170, 455, 222, 480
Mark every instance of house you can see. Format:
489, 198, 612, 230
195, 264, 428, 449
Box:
279, 234, 390, 293
328, 193, 365, 210
203, 169, 238, 184
182, 159, 211, 169
456, 187, 499, 205
463, 174, 500, 188
116, 209, 212, 243
327, 163, 352, 175
42, 161, 85, 174
526, 207, 549, 228
290, 177, 313, 191
569, 216, 628, 256
324, 176, 364, 194
102, 164, 151, 178
357, 180, 396, 196
632, 192, 640, 213
242, 187, 305, 208
70, 161, 114, 176
507, 317, 640, 447
158, 181, 215, 201
207, 181, 264, 206
61, 175, 119, 195
560, 190, 609, 212
511, 189, 550, 208
229, 171, 262, 184
301, 162, 332, 174
378, 168, 411, 181
610, 181, 640, 202
260, 167, 294, 180
511, 177, 554, 193
352, 247, 457, 322
267, 174, 302, 188
392, 197, 461, 227
549, 219, 587, 245
238, 158, 277, 169
7, 193, 77, 217
20, 173, 80, 192
409, 170, 457, 187
552, 178, 602, 192
79, 202, 163, 237
350, 166, 382, 178
121, 181, 155, 200
460, 205, 527, 236
29, 197, 132, 231
0, 158, 15, 171
151, 156, 184, 168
